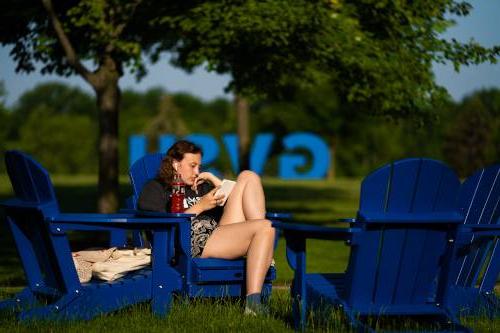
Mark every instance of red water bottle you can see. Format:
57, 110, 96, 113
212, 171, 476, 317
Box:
170, 173, 185, 213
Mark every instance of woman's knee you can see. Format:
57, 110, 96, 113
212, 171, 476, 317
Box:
237, 170, 261, 183
256, 219, 275, 237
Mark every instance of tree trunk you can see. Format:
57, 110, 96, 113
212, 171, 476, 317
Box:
40, 0, 122, 213
94, 57, 121, 213
235, 95, 250, 171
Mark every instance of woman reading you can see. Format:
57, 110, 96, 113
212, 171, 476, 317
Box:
138, 140, 275, 315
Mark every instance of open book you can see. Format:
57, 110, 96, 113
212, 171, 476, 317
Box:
215, 179, 236, 206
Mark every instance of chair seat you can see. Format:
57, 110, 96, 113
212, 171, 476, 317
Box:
83, 268, 152, 289
193, 257, 246, 269
305, 273, 447, 317
11, 269, 154, 321
192, 258, 276, 282
127, 152, 279, 300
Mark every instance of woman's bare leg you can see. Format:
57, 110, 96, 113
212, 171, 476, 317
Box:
219, 170, 266, 226
201, 219, 275, 294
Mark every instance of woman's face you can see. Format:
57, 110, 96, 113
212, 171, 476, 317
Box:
174, 153, 201, 185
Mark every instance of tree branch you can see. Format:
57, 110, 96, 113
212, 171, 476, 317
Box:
41, 0, 96, 85
113, 0, 143, 39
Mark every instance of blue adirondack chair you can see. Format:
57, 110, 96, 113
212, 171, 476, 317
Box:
448, 164, 500, 316
273, 158, 472, 332
125, 153, 286, 299
0, 151, 194, 320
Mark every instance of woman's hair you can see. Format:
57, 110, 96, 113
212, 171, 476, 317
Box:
157, 140, 202, 187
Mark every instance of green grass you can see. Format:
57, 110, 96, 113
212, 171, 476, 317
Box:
0, 174, 498, 332
0, 293, 296, 333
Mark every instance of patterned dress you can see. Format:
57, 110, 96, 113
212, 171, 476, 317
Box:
138, 179, 223, 257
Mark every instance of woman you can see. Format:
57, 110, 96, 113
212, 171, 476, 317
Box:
138, 140, 275, 315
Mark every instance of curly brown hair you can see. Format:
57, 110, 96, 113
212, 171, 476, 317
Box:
157, 140, 202, 188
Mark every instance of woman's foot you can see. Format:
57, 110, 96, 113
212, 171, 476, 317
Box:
244, 293, 269, 316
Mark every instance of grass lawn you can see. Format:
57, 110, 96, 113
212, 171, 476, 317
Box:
0, 174, 498, 332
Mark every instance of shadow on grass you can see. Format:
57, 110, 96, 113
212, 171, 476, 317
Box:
0, 293, 297, 333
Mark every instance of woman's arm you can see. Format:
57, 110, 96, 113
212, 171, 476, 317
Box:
185, 187, 224, 216
193, 172, 222, 190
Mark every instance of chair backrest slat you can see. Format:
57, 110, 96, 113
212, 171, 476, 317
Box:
3, 151, 76, 294
455, 164, 500, 289
129, 153, 164, 200
460, 166, 500, 226
359, 158, 460, 215
5, 151, 58, 206
479, 239, 500, 291
348, 158, 460, 308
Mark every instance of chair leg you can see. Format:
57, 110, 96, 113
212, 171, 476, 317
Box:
343, 310, 375, 333
150, 230, 180, 316
484, 293, 500, 318
469, 293, 500, 318
438, 312, 472, 333
449, 288, 500, 318
0, 288, 37, 312
18, 291, 92, 321
151, 285, 174, 316
18, 293, 77, 321
291, 279, 307, 331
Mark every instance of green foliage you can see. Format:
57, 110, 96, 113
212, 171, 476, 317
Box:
443, 89, 500, 177
2, 82, 99, 173
1, 0, 152, 77
172, 94, 235, 135
7, 82, 98, 140
2, 1, 498, 118
4, 81, 500, 177
14, 81, 97, 116
163, 0, 499, 118
253, 82, 451, 177
0, 82, 10, 171
119, 88, 165, 173
16, 107, 97, 173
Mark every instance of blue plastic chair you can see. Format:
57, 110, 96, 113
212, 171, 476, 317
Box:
125, 153, 286, 299
273, 158, 472, 332
448, 164, 500, 316
0, 151, 193, 320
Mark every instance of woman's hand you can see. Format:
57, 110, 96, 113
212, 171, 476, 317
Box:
196, 187, 225, 212
192, 172, 222, 192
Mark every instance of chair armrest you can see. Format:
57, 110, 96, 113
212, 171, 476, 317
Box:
463, 224, 500, 231
117, 209, 196, 219
134, 210, 196, 219
357, 211, 463, 224
273, 221, 359, 273
46, 213, 192, 233
117, 208, 137, 214
462, 224, 500, 237
266, 212, 293, 220
272, 221, 358, 241
336, 218, 356, 223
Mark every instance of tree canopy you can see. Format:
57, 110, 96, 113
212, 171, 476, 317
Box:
3, 1, 498, 114
164, 0, 499, 116
1, 0, 498, 211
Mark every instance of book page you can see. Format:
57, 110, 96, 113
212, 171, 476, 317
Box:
215, 179, 236, 205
